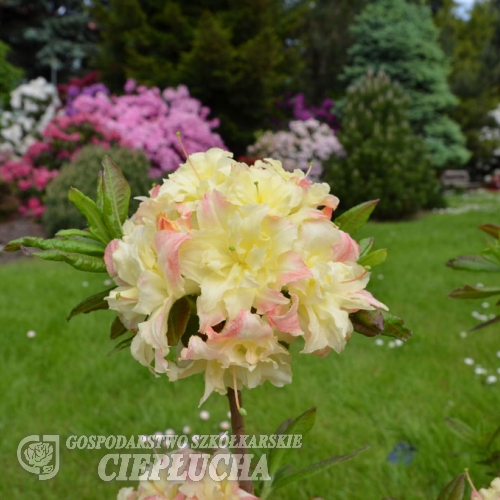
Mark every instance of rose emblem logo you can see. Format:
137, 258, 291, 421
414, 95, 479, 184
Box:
24, 442, 53, 467
17, 435, 59, 480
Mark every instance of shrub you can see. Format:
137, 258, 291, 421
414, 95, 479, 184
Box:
323, 70, 440, 219
43, 145, 152, 235
247, 119, 343, 181
0, 177, 20, 221
0, 41, 23, 109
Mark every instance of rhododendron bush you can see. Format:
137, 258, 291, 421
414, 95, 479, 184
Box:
247, 119, 343, 181
0, 78, 225, 219
3, 148, 410, 498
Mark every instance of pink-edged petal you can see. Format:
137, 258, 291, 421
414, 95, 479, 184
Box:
211, 310, 274, 343
357, 290, 389, 311
197, 190, 230, 229
267, 294, 303, 336
332, 231, 360, 262
276, 251, 312, 286
154, 230, 191, 294
104, 239, 122, 281
254, 288, 289, 314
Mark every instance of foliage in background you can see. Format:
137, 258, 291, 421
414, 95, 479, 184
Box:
0, 0, 97, 82
0, 77, 60, 155
90, 0, 303, 154
429, 0, 500, 179
43, 145, 152, 236
342, 0, 470, 170
324, 70, 440, 219
247, 119, 343, 181
290, 0, 367, 102
0, 40, 23, 109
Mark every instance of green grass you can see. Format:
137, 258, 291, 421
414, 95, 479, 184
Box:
2, 191, 500, 499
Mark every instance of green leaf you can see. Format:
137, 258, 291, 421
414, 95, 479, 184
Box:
106, 335, 135, 357
478, 223, 500, 239
270, 446, 369, 492
67, 288, 113, 321
96, 171, 104, 211
381, 312, 412, 340
68, 187, 111, 244
436, 473, 466, 500
334, 200, 379, 236
55, 229, 103, 243
358, 237, 374, 258
446, 255, 500, 272
352, 309, 385, 337
358, 248, 387, 268
101, 156, 131, 238
269, 408, 316, 477
167, 297, 191, 346
445, 418, 480, 445
470, 315, 500, 332
449, 285, 500, 299
110, 316, 128, 339
3, 236, 104, 256
22, 247, 107, 273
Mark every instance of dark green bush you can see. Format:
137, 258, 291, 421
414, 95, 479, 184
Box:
0, 177, 19, 221
323, 70, 441, 220
43, 145, 153, 235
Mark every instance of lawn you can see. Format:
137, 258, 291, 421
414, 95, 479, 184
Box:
2, 191, 500, 499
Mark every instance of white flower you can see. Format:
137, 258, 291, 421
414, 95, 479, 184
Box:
464, 357, 475, 365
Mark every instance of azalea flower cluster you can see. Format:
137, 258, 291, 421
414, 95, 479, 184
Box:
247, 119, 343, 181
69, 80, 226, 176
117, 448, 259, 500
104, 148, 386, 404
0, 77, 60, 155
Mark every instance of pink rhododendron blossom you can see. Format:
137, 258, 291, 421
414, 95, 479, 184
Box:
70, 83, 225, 175
104, 149, 386, 404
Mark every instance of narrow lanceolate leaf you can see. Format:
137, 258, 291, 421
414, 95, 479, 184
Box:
106, 335, 135, 357
381, 312, 412, 340
22, 247, 107, 273
55, 228, 104, 243
358, 237, 374, 258
101, 156, 131, 238
334, 200, 379, 236
446, 255, 500, 272
3, 236, 104, 256
67, 288, 114, 321
68, 187, 111, 244
358, 248, 387, 268
445, 418, 479, 445
269, 408, 316, 477
352, 309, 385, 337
96, 171, 104, 212
167, 297, 191, 346
470, 315, 500, 332
270, 447, 369, 492
478, 223, 500, 239
449, 285, 500, 300
436, 473, 466, 500
110, 316, 128, 339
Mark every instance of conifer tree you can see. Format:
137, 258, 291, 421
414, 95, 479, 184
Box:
342, 0, 470, 169
324, 71, 439, 219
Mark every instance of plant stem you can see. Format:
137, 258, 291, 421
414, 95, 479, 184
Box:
227, 388, 254, 495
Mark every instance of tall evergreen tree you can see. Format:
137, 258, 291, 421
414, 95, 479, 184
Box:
91, 0, 302, 153
0, 41, 23, 108
342, 0, 470, 169
0, 0, 97, 83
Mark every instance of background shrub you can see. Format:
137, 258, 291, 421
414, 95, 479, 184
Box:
323, 70, 440, 220
43, 145, 152, 235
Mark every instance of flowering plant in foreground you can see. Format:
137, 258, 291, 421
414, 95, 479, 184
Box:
3, 148, 410, 497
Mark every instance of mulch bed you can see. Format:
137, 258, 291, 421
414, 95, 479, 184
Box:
0, 215, 46, 264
